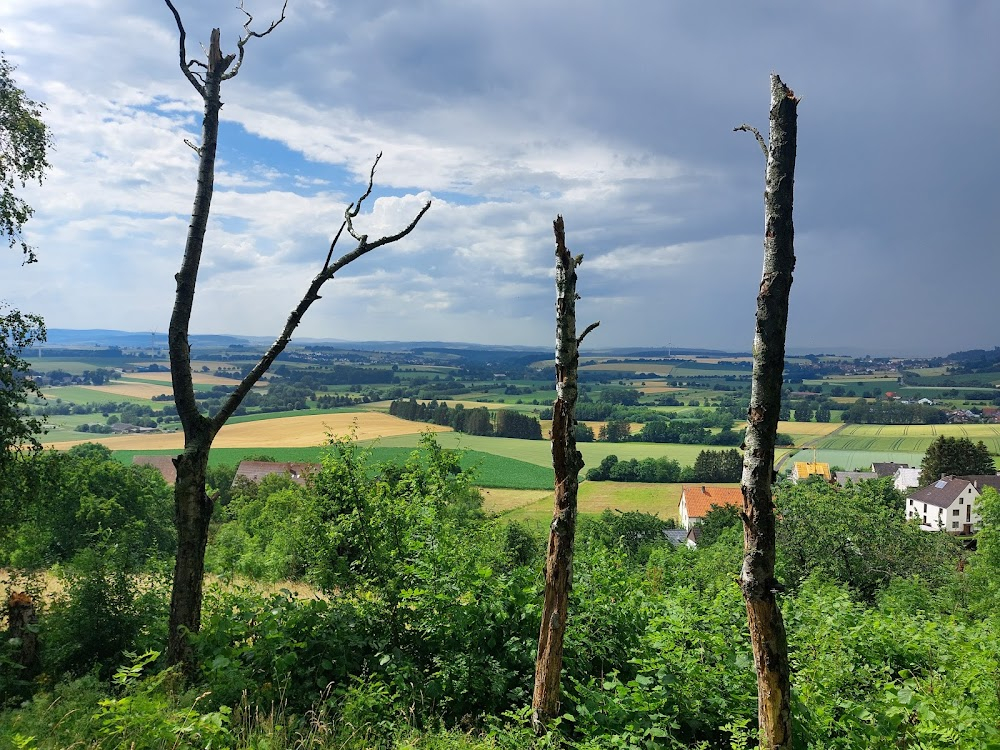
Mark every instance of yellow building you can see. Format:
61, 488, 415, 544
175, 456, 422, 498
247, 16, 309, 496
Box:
791, 461, 832, 483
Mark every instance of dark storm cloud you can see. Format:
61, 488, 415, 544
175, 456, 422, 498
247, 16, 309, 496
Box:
0, 0, 996, 354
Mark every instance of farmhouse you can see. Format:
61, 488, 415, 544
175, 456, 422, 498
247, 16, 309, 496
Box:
678, 485, 743, 531
871, 462, 910, 478
132, 455, 177, 484
790, 461, 831, 483
903, 474, 1000, 533
233, 460, 320, 486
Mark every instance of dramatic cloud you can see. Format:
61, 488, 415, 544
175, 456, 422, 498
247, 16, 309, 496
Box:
1, 0, 997, 355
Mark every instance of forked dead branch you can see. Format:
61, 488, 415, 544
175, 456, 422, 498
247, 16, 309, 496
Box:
161, 0, 430, 671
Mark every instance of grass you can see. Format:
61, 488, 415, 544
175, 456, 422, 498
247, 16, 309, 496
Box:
500, 481, 710, 525
363, 432, 758, 469
481, 488, 552, 514
115, 445, 554, 490
40, 385, 155, 405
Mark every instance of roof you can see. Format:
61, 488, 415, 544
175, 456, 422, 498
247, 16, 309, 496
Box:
133, 455, 176, 484
234, 461, 320, 486
793, 462, 832, 481
872, 462, 910, 477
908, 476, 973, 509
834, 470, 877, 487
956, 475, 1000, 492
662, 528, 689, 546
680, 485, 744, 519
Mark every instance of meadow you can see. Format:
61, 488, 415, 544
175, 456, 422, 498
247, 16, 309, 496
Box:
40, 385, 155, 405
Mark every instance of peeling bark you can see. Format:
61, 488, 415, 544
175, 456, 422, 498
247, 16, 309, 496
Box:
532, 215, 598, 734
737, 73, 799, 749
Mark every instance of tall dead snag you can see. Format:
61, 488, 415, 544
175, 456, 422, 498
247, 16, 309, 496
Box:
163, 1, 430, 671
735, 73, 799, 749
532, 215, 599, 734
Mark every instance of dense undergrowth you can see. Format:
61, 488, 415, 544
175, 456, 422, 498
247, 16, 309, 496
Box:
3, 437, 1000, 749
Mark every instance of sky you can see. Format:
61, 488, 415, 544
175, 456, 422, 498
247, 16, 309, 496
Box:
1, 1, 997, 357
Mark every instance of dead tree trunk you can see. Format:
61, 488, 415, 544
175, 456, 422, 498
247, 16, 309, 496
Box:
162, 1, 430, 671
531, 215, 598, 734
735, 73, 799, 749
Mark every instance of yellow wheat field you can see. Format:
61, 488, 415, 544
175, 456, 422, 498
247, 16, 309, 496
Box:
80, 383, 172, 399
46, 413, 451, 450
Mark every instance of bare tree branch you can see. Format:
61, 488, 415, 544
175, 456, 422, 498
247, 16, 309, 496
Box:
345, 152, 382, 242
211, 176, 431, 429
163, 0, 207, 97
735, 123, 769, 158
577, 320, 600, 346
322, 221, 349, 271
224, 0, 289, 80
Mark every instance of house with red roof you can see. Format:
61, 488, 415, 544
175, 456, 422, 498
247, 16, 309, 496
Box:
678, 485, 744, 531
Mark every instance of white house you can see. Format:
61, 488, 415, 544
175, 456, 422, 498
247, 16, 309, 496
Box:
904, 475, 1000, 533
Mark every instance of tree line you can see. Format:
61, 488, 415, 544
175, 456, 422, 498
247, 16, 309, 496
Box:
585, 448, 743, 483
389, 398, 544, 439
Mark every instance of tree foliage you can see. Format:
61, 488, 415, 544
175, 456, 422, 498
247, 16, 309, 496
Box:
918, 435, 996, 485
775, 478, 959, 600
0, 51, 51, 261
0, 304, 46, 470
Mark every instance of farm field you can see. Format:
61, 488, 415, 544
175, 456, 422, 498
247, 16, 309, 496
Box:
815, 423, 1000, 456
118, 445, 552, 490
481, 488, 552, 514
80, 382, 172, 399
786, 448, 925, 472
123, 371, 243, 386
500, 481, 720, 526
580, 363, 675, 375
366, 431, 769, 470
777, 421, 842, 437
48, 412, 447, 450
40, 385, 154, 405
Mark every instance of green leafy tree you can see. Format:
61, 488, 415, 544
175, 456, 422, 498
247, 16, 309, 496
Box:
1, 305, 46, 470
775, 478, 959, 599
918, 436, 996, 485
599, 419, 631, 443
1, 51, 52, 262
793, 402, 813, 422
698, 503, 742, 547
599, 385, 641, 406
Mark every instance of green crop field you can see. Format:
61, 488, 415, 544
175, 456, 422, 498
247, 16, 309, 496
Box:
41, 386, 154, 405
816, 424, 1000, 456
786, 448, 925, 472
363, 432, 769, 470
25, 357, 133, 374
114, 445, 553, 490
